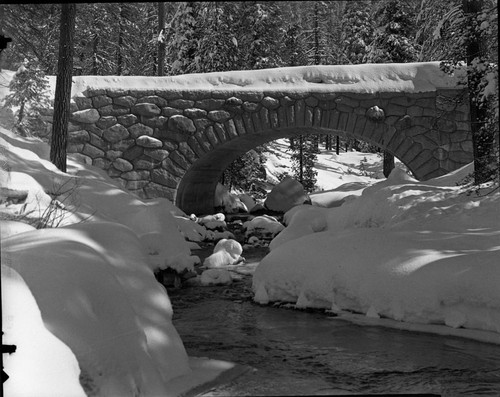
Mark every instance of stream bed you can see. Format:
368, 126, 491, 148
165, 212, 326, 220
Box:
170, 248, 500, 396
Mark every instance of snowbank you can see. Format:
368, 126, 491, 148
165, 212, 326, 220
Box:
2, 222, 190, 395
0, 127, 241, 395
254, 166, 500, 342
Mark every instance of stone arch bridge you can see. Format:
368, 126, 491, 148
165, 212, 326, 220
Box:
63, 62, 472, 214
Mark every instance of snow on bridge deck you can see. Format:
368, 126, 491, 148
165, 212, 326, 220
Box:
67, 62, 466, 97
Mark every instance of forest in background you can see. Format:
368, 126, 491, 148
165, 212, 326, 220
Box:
0, 0, 498, 191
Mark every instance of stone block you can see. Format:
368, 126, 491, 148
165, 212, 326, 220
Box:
113, 95, 136, 108
261, 96, 280, 109
110, 139, 134, 152
184, 108, 207, 118
305, 107, 313, 127
92, 95, 113, 108
435, 118, 456, 133
123, 145, 144, 161
260, 107, 271, 130
121, 170, 150, 181
226, 97, 243, 106
169, 151, 189, 169
214, 123, 227, 142
162, 158, 184, 177
233, 116, 247, 135
105, 150, 122, 161
252, 112, 262, 132
136, 95, 168, 107
208, 110, 231, 123
178, 142, 197, 163
151, 169, 179, 188
187, 137, 206, 158
82, 144, 105, 158
270, 110, 279, 129
169, 99, 194, 109
89, 132, 107, 149
142, 116, 167, 129
194, 118, 212, 131
406, 106, 424, 117
74, 96, 93, 110
238, 91, 264, 102
162, 107, 183, 117
137, 135, 162, 148
295, 100, 305, 126
103, 124, 130, 143
132, 103, 161, 117
168, 115, 196, 135
144, 148, 169, 161
128, 123, 153, 138
99, 105, 130, 117
133, 158, 158, 170
225, 119, 238, 138
68, 130, 90, 144
96, 116, 117, 129
71, 109, 100, 124
305, 96, 318, 107
242, 113, 255, 134
117, 114, 138, 127
205, 126, 219, 146
195, 98, 225, 111
386, 104, 407, 116
107, 166, 122, 178
243, 102, 260, 112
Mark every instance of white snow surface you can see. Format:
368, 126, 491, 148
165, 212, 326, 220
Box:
254, 166, 500, 342
0, 127, 237, 396
56, 62, 464, 99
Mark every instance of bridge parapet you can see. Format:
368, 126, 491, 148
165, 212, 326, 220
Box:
52, 63, 473, 214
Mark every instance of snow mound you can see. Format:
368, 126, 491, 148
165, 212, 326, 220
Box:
2, 222, 191, 395
2, 265, 86, 397
204, 239, 243, 268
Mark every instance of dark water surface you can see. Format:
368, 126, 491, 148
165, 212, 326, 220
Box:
170, 248, 500, 396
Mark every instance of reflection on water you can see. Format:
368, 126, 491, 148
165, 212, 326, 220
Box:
173, 300, 500, 396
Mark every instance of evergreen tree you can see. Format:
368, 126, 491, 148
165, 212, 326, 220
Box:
290, 135, 318, 193
4, 61, 50, 136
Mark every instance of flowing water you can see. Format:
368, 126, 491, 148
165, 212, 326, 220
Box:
170, 249, 500, 396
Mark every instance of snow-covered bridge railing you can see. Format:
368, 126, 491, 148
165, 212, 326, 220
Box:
59, 62, 472, 214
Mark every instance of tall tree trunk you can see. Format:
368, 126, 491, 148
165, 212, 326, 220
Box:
50, 3, 76, 173
158, 2, 166, 76
383, 151, 395, 178
117, 5, 125, 75
92, 34, 99, 75
336, 135, 340, 155
299, 135, 304, 184
462, 0, 491, 184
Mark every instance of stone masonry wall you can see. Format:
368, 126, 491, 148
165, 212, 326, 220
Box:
43, 87, 473, 205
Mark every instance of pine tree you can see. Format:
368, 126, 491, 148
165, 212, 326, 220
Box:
4, 61, 50, 136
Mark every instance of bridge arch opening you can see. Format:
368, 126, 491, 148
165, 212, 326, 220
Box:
175, 126, 409, 215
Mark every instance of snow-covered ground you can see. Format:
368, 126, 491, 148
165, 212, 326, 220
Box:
0, 126, 243, 396
253, 164, 500, 344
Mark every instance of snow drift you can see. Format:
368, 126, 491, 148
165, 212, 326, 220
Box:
254, 167, 500, 341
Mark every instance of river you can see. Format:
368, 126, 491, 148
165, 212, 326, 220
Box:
170, 247, 500, 396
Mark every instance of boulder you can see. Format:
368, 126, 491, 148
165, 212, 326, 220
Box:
264, 176, 311, 213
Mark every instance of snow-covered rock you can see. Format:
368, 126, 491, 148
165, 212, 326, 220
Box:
200, 268, 233, 286
264, 176, 310, 213
204, 238, 243, 268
